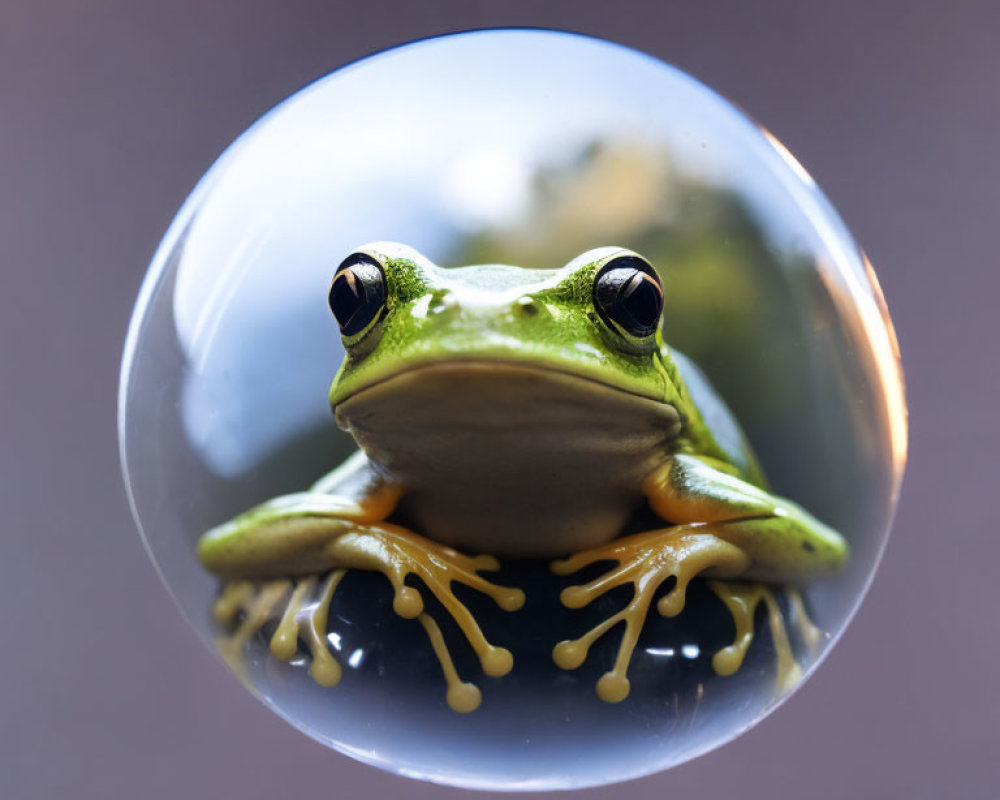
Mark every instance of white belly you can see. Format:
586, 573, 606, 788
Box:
334, 362, 680, 558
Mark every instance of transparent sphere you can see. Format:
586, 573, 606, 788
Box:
119, 30, 906, 790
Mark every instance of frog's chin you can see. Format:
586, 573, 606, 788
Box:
333, 359, 679, 434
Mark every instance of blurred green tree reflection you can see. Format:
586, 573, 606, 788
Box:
449, 139, 867, 520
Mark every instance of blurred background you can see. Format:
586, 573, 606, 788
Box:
2, 1, 996, 798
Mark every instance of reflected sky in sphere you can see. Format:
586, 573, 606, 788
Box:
121, 29, 905, 790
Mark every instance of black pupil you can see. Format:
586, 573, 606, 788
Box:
329, 271, 363, 326
620, 273, 661, 329
328, 258, 385, 335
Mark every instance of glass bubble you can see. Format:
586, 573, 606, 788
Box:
119, 29, 906, 791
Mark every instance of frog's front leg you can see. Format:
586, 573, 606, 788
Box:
552, 454, 847, 702
199, 453, 525, 713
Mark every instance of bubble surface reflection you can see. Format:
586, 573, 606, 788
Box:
120, 30, 905, 790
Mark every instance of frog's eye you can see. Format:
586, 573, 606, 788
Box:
593, 256, 663, 338
329, 254, 388, 336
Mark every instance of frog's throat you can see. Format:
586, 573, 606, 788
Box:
331, 361, 682, 558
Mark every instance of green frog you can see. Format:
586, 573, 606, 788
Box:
198, 242, 847, 712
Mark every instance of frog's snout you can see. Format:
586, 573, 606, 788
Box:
426, 290, 548, 322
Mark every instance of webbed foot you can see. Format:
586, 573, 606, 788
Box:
707, 581, 822, 695
208, 516, 525, 712
551, 526, 750, 702
214, 571, 347, 688
552, 526, 823, 702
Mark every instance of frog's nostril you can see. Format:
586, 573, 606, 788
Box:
429, 291, 460, 315
514, 296, 539, 316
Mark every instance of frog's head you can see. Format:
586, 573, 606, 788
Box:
327, 243, 686, 430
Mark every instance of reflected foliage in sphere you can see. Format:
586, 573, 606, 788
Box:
119, 30, 906, 791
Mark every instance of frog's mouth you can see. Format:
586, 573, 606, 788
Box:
333, 359, 681, 437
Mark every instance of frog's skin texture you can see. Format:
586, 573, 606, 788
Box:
198, 243, 848, 711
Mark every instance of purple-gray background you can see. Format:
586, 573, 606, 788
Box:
2, 1, 996, 798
